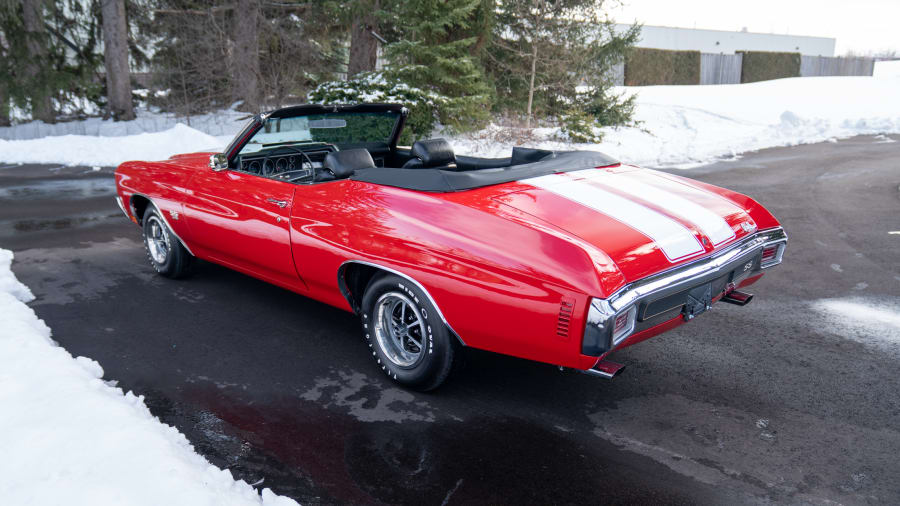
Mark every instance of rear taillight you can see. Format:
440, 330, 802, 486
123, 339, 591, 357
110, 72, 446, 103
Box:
612, 306, 637, 345
584, 300, 636, 355
760, 243, 784, 268
614, 312, 629, 334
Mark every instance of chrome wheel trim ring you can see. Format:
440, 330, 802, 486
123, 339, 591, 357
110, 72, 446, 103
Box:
373, 292, 427, 368
145, 215, 170, 265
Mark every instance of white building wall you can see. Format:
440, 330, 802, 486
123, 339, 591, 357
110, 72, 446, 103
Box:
618, 24, 835, 57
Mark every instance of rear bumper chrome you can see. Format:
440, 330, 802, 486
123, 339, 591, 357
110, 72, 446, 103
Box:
582, 227, 787, 356
609, 227, 786, 312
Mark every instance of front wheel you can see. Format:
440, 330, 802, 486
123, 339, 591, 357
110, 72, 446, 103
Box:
360, 274, 460, 391
142, 207, 193, 279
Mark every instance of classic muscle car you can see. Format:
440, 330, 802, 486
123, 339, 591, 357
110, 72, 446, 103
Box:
115, 103, 787, 390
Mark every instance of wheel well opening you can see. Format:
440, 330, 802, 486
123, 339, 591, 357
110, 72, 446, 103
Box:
339, 263, 384, 314
130, 195, 151, 225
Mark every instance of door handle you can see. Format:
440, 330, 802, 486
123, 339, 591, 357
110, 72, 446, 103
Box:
266, 198, 288, 208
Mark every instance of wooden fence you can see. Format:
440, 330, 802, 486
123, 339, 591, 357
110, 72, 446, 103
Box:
700, 53, 743, 85
800, 55, 875, 77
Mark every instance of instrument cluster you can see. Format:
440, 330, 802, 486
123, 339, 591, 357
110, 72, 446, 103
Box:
241, 155, 323, 176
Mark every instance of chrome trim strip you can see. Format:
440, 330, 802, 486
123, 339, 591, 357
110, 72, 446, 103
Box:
130, 193, 195, 257
607, 227, 787, 312
583, 368, 617, 379
338, 260, 466, 346
115, 196, 128, 219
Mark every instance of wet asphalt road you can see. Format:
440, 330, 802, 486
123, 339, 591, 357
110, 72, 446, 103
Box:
2, 135, 900, 505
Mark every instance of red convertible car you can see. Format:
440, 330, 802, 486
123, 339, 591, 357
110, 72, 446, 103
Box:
115, 103, 787, 390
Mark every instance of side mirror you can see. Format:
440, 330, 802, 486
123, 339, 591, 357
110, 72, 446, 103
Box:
209, 153, 229, 172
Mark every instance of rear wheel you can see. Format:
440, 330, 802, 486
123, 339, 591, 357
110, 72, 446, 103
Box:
361, 274, 460, 391
142, 207, 192, 279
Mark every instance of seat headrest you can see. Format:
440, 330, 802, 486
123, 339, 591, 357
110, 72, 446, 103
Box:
324, 149, 375, 178
411, 138, 455, 167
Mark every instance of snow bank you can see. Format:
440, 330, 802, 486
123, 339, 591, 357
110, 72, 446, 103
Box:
0, 75, 898, 168
452, 75, 900, 168
0, 248, 297, 506
0, 108, 248, 141
0, 123, 231, 167
873, 60, 900, 78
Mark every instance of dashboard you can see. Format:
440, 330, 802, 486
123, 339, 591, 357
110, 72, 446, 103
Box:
236, 143, 338, 183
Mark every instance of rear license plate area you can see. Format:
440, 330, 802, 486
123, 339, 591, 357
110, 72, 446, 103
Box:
640, 274, 730, 321
682, 282, 712, 320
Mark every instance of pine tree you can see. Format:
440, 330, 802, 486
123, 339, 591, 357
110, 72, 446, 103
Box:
489, 0, 639, 136
384, 0, 492, 131
0, 0, 108, 124
20, 0, 55, 123
101, 0, 135, 120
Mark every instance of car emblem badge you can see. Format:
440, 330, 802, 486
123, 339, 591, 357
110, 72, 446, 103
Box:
170, 210, 180, 220
741, 222, 756, 233
743, 261, 753, 272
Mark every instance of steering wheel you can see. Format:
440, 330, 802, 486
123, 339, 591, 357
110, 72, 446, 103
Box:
262, 145, 315, 178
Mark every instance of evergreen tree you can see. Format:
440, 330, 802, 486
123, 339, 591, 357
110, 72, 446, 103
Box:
489, 0, 639, 136
384, 0, 492, 131
0, 0, 112, 123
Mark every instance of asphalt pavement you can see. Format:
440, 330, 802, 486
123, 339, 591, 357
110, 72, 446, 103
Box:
2, 134, 899, 505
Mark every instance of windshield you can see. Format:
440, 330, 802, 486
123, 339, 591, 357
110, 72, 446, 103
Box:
239, 111, 401, 154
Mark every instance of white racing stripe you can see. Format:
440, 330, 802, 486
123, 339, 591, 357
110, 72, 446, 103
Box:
526, 173, 704, 261
571, 169, 736, 246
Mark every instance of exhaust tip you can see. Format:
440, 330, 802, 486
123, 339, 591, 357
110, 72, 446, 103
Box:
722, 290, 753, 306
584, 360, 626, 379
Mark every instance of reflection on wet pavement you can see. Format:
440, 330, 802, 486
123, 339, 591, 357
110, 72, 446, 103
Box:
0, 178, 114, 200
152, 377, 719, 506
0, 168, 120, 243
0, 211, 121, 236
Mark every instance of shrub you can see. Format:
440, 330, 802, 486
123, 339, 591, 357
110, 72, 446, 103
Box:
624, 48, 701, 86
558, 109, 603, 143
307, 72, 449, 144
738, 51, 801, 83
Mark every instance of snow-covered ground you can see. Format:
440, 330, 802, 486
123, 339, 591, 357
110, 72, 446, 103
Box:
0, 248, 297, 506
873, 59, 900, 78
0, 74, 898, 168
0, 123, 231, 167
454, 74, 900, 167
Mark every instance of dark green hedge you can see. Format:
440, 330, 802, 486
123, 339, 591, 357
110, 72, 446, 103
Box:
738, 51, 801, 83
624, 48, 701, 86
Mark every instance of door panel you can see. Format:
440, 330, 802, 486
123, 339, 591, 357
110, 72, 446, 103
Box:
184, 169, 301, 285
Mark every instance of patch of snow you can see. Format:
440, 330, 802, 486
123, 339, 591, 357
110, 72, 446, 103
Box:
810, 297, 900, 355
0, 248, 297, 506
0, 250, 34, 302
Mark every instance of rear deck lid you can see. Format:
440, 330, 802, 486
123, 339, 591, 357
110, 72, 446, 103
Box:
492, 167, 758, 282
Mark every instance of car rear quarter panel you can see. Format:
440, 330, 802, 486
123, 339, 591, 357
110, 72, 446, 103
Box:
288, 180, 626, 369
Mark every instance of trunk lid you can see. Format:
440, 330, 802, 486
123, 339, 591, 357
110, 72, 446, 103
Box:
490, 166, 758, 282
